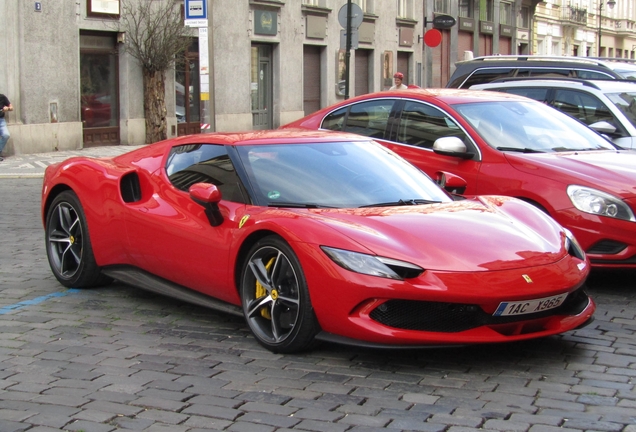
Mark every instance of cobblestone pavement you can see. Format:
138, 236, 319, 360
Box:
0, 177, 635, 432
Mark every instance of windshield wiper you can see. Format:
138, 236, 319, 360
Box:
359, 199, 441, 208
267, 202, 335, 208
496, 146, 545, 153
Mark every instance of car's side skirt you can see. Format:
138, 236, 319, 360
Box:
101, 265, 243, 317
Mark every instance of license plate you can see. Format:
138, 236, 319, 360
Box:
493, 293, 568, 317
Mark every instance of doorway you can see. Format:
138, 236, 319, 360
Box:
80, 32, 120, 147
176, 39, 201, 136
251, 44, 273, 130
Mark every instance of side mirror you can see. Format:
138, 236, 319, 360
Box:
432, 137, 474, 159
189, 183, 223, 227
589, 121, 616, 135
436, 171, 467, 195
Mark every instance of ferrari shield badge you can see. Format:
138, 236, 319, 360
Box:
522, 274, 533, 283
239, 215, 250, 229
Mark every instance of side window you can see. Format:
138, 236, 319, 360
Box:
165, 144, 246, 203
500, 88, 550, 103
462, 68, 514, 88
322, 107, 346, 131
344, 99, 395, 139
397, 101, 468, 149
552, 90, 614, 126
575, 70, 615, 80
552, 90, 586, 120
518, 68, 571, 78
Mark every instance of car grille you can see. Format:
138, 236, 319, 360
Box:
586, 239, 627, 255
369, 288, 590, 333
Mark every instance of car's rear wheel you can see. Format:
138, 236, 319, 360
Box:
240, 236, 319, 353
45, 191, 111, 288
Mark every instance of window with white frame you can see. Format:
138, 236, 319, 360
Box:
500, 1, 512, 25
459, 0, 473, 18
397, 0, 413, 19
354, 0, 373, 13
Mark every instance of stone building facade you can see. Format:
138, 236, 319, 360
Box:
4, 0, 635, 156
1, 0, 425, 156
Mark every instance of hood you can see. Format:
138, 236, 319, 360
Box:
308, 196, 567, 272
507, 150, 636, 198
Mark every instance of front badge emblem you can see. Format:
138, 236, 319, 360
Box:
522, 274, 533, 283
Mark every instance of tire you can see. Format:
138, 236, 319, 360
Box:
240, 236, 320, 353
45, 191, 111, 288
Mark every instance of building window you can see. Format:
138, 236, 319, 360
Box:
354, 0, 373, 13
434, 0, 451, 14
500, 1, 512, 25
397, 0, 413, 19
479, 0, 494, 21
517, 6, 529, 28
459, 0, 473, 18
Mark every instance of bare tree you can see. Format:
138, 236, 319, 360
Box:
118, 0, 191, 143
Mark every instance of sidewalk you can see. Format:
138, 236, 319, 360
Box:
0, 145, 145, 179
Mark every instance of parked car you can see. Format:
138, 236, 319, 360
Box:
471, 78, 636, 150
42, 129, 594, 353
604, 60, 636, 80
446, 55, 626, 89
283, 89, 636, 269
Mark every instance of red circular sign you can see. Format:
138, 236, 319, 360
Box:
424, 29, 442, 47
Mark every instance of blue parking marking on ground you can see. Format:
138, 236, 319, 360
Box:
0, 289, 80, 315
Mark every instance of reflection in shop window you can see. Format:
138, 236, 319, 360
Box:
80, 52, 118, 128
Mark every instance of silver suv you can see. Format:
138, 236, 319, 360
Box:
471, 78, 636, 150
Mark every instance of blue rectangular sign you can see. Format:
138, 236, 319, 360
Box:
185, 0, 207, 20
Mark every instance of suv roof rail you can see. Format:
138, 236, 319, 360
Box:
486, 76, 603, 89
587, 57, 636, 64
459, 55, 609, 66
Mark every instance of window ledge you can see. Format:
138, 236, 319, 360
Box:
301, 5, 332, 16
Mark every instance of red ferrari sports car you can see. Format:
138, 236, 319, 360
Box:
284, 89, 636, 268
42, 130, 594, 353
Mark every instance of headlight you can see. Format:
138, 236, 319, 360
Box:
563, 228, 585, 261
566, 185, 635, 222
321, 246, 424, 280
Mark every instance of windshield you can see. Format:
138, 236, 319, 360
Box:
606, 92, 636, 129
237, 141, 452, 208
452, 100, 616, 152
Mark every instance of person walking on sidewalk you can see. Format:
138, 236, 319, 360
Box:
390, 72, 408, 90
0, 93, 13, 161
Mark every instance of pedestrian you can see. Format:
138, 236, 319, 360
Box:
0, 93, 13, 161
390, 72, 408, 90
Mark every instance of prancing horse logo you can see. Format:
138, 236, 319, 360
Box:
522, 274, 533, 283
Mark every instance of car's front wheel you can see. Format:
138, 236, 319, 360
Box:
45, 191, 110, 288
240, 236, 319, 353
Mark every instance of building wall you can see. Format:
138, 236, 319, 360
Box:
2, 0, 423, 156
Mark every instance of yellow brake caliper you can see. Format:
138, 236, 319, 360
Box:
255, 257, 276, 319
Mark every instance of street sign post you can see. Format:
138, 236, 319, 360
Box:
338, 1, 363, 100
184, 0, 208, 27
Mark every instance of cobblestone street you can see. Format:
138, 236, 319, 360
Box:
0, 178, 634, 432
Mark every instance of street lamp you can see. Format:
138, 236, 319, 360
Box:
598, 0, 617, 57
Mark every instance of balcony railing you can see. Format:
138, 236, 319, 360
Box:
561, 5, 587, 25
